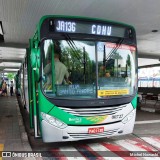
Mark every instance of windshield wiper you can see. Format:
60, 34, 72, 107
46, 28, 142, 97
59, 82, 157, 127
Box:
64, 33, 87, 84
83, 47, 86, 84
64, 33, 82, 63
105, 38, 124, 62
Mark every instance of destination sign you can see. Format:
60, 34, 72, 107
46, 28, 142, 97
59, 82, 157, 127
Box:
56, 84, 95, 96
49, 19, 128, 38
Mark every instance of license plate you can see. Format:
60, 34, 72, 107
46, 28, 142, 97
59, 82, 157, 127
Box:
88, 127, 104, 134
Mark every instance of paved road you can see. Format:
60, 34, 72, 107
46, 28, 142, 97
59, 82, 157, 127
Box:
30, 133, 160, 160
27, 110, 160, 160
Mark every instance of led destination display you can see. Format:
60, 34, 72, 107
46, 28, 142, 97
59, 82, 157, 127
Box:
49, 19, 128, 37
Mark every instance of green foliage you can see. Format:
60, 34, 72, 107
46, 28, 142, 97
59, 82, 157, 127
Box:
61, 46, 96, 83
7, 73, 15, 80
126, 55, 131, 67
111, 52, 122, 60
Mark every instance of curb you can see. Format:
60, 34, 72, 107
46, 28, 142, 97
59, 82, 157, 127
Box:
16, 103, 37, 160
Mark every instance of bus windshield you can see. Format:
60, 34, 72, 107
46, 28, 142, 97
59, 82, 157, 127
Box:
41, 39, 136, 99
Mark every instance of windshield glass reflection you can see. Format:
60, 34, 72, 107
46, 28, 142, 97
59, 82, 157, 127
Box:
41, 40, 136, 99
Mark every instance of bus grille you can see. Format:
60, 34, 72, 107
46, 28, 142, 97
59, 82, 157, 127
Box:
68, 129, 119, 139
59, 105, 126, 117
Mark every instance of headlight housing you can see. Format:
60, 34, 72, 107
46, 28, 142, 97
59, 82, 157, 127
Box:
41, 112, 67, 129
122, 109, 135, 124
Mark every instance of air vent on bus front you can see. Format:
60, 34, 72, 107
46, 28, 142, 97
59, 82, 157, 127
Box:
59, 105, 126, 117
68, 128, 119, 139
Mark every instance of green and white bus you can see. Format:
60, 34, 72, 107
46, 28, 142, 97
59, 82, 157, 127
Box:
20, 15, 138, 142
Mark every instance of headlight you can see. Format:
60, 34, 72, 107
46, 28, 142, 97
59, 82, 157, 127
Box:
41, 112, 67, 129
122, 110, 135, 124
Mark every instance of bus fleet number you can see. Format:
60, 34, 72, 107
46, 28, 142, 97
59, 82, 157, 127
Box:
112, 114, 123, 119
56, 21, 76, 32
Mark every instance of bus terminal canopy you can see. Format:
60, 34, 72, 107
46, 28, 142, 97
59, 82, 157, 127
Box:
0, 0, 160, 73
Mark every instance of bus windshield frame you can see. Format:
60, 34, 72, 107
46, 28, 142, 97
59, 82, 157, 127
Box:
41, 39, 137, 98
39, 17, 137, 106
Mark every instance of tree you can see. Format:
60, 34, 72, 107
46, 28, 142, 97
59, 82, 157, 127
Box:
126, 55, 131, 67
126, 55, 131, 77
7, 73, 15, 80
61, 46, 95, 83
111, 52, 122, 77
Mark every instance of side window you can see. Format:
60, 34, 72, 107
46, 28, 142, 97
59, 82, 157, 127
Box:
42, 40, 53, 91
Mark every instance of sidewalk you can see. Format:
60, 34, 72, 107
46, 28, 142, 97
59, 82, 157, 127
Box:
0, 95, 35, 159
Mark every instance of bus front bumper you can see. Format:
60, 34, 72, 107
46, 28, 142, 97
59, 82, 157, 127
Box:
41, 111, 136, 142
